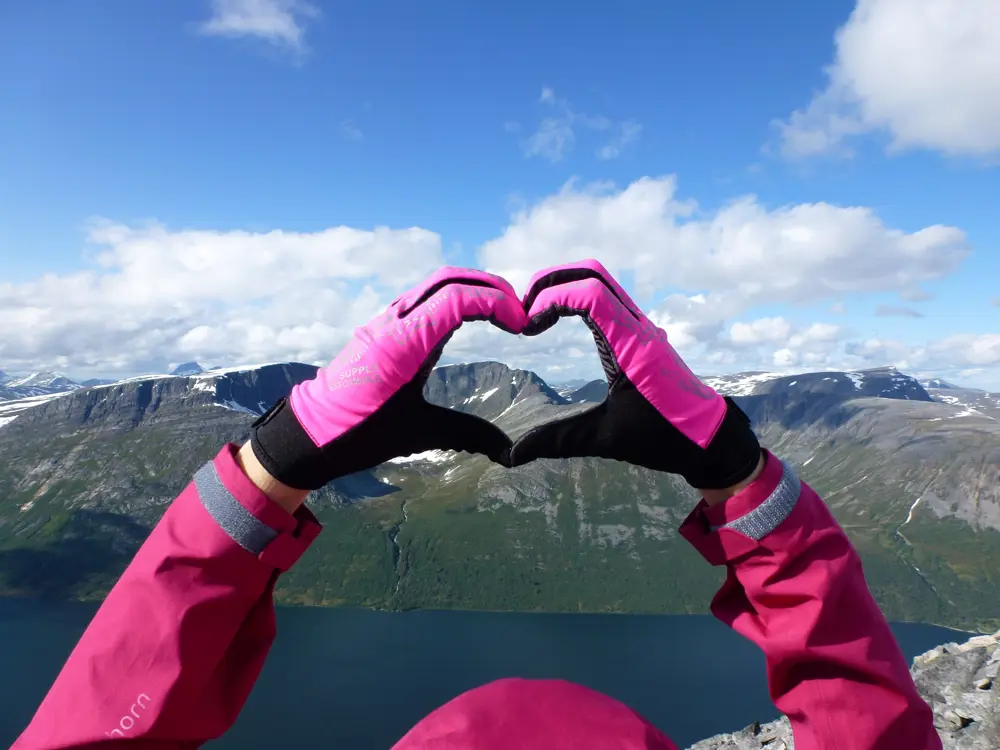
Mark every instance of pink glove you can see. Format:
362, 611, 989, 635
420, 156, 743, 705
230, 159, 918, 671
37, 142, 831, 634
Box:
509, 260, 761, 489
251, 268, 526, 490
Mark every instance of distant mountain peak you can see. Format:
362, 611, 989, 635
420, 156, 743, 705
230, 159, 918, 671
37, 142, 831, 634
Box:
568, 380, 608, 403
6, 371, 77, 389
425, 361, 568, 423
0, 371, 83, 405
170, 362, 204, 377
921, 378, 960, 390
702, 368, 932, 404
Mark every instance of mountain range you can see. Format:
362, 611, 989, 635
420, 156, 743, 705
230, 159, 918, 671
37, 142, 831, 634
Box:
0, 361, 997, 631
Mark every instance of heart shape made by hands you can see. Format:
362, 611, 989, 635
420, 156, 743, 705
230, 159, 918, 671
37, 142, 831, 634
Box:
251, 260, 762, 493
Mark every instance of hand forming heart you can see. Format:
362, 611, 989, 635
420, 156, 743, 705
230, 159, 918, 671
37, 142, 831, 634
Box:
250, 260, 761, 492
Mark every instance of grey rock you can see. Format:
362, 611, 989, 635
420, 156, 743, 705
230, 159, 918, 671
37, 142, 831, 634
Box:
424, 361, 567, 422
688, 630, 1000, 750
568, 379, 609, 404
170, 362, 205, 377
0, 371, 82, 401
926, 386, 1000, 421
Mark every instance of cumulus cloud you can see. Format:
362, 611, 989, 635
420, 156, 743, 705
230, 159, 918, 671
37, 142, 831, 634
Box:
927, 334, 1000, 368
444, 316, 603, 381
0, 220, 442, 376
475, 175, 999, 385
728, 317, 793, 345
773, 0, 1000, 158
520, 88, 641, 162
199, 0, 319, 52
4, 176, 996, 389
714, 318, 843, 371
478, 175, 969, 307
875, 305, 924, 318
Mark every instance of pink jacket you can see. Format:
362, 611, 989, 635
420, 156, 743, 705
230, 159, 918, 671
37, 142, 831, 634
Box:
14, 445, 941, 749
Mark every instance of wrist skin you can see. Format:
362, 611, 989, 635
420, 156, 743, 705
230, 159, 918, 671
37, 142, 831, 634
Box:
698, 451, 766, 507
236, 441, 309, 514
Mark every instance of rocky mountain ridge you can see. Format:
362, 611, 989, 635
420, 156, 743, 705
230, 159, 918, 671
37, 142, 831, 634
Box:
0, 371, 83, 401
0, 360, 998, 631
689, 628, 1000, 749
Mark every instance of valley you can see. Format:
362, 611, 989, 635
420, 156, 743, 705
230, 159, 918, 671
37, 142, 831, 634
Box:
1, 361, 998, 631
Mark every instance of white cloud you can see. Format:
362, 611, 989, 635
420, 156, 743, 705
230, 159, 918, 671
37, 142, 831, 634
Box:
476, 175, 1000, 386
520, 88, 640, 162
774, 0, 1000, 158
729, 317, 793, 345
5, 176, 997, 390
596, 120, 642, 160
875, 304, 924, 318
478, 175, 968, 307
928, 334, 1000, 368
0, 220, 442, 375
341, 119, 364, 141
199, 0, 319, 52
712, 319, 844, 371
833, 334, 1000, 390
772, 348, 798, 368
524, 117, 576, 162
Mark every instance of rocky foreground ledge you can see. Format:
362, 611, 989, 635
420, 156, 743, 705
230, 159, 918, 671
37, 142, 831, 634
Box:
688, 630, 1000, 750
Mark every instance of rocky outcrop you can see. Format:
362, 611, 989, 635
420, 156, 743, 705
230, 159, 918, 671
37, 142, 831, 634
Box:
568, 379, 609, 404
4, 363, 318, 431
170, 362, 205, 376
687, 629, 1000, 749
424, 361, 567, 422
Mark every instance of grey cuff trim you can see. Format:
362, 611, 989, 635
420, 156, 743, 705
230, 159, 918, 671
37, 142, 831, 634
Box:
194, 462, 278, 555
712, 460, 801, 541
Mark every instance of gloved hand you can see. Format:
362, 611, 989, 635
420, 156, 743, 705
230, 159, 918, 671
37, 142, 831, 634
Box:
251, 268, 526, 490
509, 260, 761, 490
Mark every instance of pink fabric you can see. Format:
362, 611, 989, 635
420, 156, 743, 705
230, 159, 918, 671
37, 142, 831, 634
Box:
13, 444, 322, 748
291, 268, 526, 446
523, 259, 726, 449
392, 678, 677, 750
16, 443, 941, 749
680, 455, 942, 750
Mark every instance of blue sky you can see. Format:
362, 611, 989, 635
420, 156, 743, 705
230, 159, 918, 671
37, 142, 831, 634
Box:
1, 0, 999, 389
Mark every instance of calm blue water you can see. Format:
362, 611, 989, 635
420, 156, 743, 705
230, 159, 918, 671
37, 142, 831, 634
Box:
0, 600, 967, 748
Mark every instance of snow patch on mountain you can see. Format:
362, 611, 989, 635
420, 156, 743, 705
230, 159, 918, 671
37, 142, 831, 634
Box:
0, 392, 72, 414
926, 386, 1000, 421
217, 399, 262, 416
388, 450, 454, 465
5, 372, 79, 389
189, 380, 216, 395
191, 363, 286, 377
88, 374, 163, 389
701, 372, 784, 396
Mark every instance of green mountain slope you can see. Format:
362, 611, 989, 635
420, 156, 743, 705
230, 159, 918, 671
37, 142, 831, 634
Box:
0, 362, 997, 631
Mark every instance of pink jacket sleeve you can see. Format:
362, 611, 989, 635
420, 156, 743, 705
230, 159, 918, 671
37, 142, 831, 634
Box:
13, 443, 322, 749
680, 450, 941, 750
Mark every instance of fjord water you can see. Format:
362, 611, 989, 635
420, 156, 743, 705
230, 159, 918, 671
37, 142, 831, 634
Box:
0, 599, 966, 749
